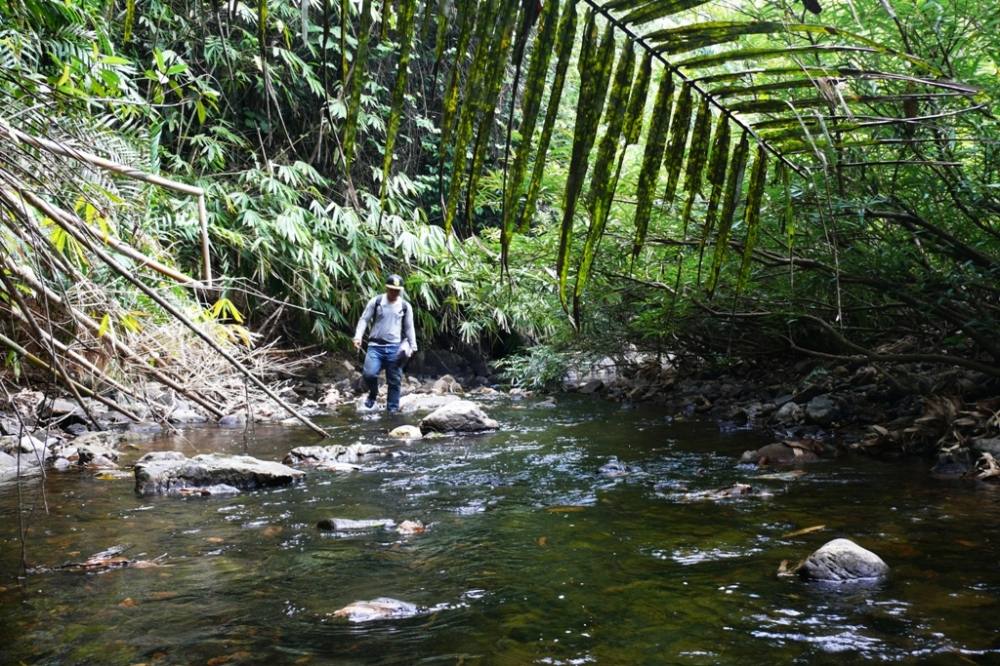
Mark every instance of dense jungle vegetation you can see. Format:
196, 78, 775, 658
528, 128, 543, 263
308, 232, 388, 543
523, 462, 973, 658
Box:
1, 0, 998, 392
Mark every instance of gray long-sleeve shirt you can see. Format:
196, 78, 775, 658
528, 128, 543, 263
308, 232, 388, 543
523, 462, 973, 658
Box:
353, 295, 418, 350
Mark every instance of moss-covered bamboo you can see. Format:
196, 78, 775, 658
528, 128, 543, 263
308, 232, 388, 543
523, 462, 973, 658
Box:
342, 0, 375, 171
501, 0, 561, 269
555, 12, 614, 307
442, 0, 503, 233
464, 0, 522, 227
439, 0, 480, 153
573, 41, 637, 321
695, 114, 731, 284
662, 82, 693, 206
707, 129, 750, 295
736, 145, 768, 293
517, 0, 577, 233
678, 97, 712, 233
377, 0, 418, 211
623, 53, 652, 147
630, 68, 675, 263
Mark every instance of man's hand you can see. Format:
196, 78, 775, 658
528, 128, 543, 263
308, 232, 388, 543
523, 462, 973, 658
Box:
353, 338, 362, 350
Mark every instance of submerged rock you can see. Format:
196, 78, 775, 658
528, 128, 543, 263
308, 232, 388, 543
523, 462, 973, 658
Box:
218, 413, 246, 428
388, 425, 423, 440
798, 538, 889, 583
396, 520, 426, 535
677, 483, 771, 502
49, 439, 119, 469
331, 598, 420, 623
283, 443, 383, 467
419, 400, 498, 433
317, 518, 395, 531
740, 441, 823, 465
598, 457, 639, 478
134, 451, 304, 496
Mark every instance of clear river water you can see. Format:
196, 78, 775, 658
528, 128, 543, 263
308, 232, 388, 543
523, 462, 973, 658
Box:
1, 395, 999, 664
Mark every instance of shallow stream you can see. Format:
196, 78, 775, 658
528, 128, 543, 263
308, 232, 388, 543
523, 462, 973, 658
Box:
2, 396, 999, 664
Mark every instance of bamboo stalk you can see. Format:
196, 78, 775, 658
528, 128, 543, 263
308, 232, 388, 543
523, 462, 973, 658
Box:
13, 187, 330, 437
0, 124, 213, 286
0, 209, 228, 419
0, 332, 143, 422
0, 266, 104, 429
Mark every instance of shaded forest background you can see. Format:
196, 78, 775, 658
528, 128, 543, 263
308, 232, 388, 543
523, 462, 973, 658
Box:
1, 0, 999, 393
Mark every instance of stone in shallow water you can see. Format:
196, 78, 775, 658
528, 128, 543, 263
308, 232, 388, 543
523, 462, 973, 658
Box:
317, 518, 395, 531
396, 520, 426, 535
798, 538, 889, 583
283, 443, 383, 467
397, 393, 461, 414
388, 425, 423, 440
331, 597, 420, 622
676, 483, 771, 502
418, 400, 499, 433
134, 451, 304, 496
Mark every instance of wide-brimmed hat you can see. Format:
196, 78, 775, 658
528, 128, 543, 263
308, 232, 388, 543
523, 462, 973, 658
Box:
386, 274, 404, 290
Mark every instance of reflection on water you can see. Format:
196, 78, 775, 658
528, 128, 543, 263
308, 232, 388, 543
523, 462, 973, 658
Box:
2, 396, 999, 664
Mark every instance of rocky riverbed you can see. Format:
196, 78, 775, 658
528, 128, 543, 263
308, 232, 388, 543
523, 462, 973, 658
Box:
2, 394, 998, 663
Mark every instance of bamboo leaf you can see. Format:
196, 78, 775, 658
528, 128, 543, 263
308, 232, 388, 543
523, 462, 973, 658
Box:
378, 0, 418, 210
650, 22, 939, 72
736, 145, 767, 293
679, 44, 877, 69
343, 0, 375, 170
729, 92, 966, 115
573, 40, 636, 321
631, 67, 674, 262
501, 0, 561, 269
707, 129, 750, 296
619, 0, 712, 26
517, 0, 577, 233
661, 82, 693, 207
556, 13, 614, 307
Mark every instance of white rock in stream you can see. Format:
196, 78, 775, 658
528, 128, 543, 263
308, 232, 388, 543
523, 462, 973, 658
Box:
397, 393, 461, 414
317, 518, 395, 531
331, 598, 421, 623
134, 451, 304, 496
798, 538, 889, 583
283, 443, 383, 467
388, 425, 423, 440
419, 400, 498, 433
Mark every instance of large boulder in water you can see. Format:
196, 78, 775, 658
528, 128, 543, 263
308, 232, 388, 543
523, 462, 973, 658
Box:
419, 400, 498, 433
798, 538, 889, 583
134, 451, 304, 496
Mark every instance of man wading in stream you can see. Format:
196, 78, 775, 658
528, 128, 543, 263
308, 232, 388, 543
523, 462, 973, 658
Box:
353, 274, 418, 413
